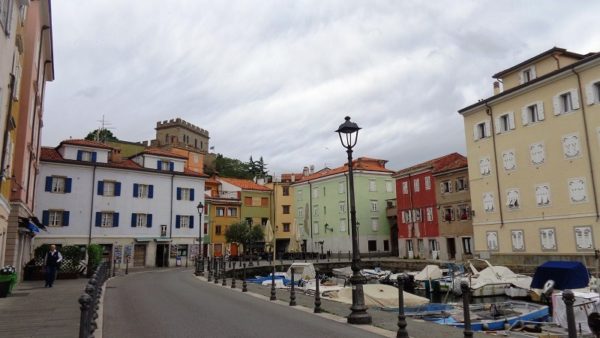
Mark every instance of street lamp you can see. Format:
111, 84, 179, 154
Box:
196, 201, 204, 275
335, 116, 372, 325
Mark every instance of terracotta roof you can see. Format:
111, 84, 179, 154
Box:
281, 173, 304, 182
219, 177, 272, 191
394, 153, 466, 177
40, 147, 206, 178
296, 157, 392, 183
134, 148, 188, 160
492, 47, 586, 79
60, 139, 115, 150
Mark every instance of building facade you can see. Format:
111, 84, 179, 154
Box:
34, 140, 206, 267
204, 176, 241, 257
265, 173, 304, 254
293, 158, 395, 256
459, 47, 600, 266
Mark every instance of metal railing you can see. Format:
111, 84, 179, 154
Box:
78, 262, 109, 338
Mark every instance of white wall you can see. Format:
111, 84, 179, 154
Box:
141, 154, 185, 172
59, 145, 110, 163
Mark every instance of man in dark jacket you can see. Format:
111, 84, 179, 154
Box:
45, 245, 63, 287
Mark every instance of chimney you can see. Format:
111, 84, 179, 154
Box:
493, 81, 501, 95
303, 166, 309, 176
291, 175, 296, 182
110, 149, 122, 162
310, 165, 314, 174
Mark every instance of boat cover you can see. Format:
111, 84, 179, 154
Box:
325, 284, 429, 308
552, 291, 599, 334
414, 265, 443, 281
530, 261, 589, 290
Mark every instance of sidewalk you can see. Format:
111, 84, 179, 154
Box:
0, 278, 87, 338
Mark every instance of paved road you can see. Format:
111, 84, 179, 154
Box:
104, 268, 385, 338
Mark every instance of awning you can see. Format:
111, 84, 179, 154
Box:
155, 238, 172, 243
27, 221, 40, 233
29, 216, 46, 230
135, 238, 153, 243
18, 217, 42, 234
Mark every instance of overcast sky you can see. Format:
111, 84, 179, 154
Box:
43, 0, 600, 175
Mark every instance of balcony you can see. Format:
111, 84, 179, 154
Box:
209, 190, 241, 200
386, 199, 397, 218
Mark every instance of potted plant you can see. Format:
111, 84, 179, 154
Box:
0, 265, 17, 297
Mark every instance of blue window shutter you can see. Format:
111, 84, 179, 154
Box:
131, 214, 137, 227
42, 210, 49, 226
77, 150, 83, 161
157, 160, 162, 170
97, 181, 104, 195
63, 211, 70, 226
95, 212, 101, 227
176, 187, 181, 200
91, 152, 97, 163
189, 215, 194, 229
115, 182, 121, 196
148, 185, 154, 199
45, 177, 52, 192
133, 183, 139, 197
175, 215, 181, 229
190, 189, 195, 201
169, 162, 174, 171
147, 214, 152, 228
113, 213, 119, 227
65, 178, 72, 193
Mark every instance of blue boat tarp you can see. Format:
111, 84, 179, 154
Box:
530, 261, 589, 290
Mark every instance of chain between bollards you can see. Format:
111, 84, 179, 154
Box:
242, 263, 248, 292
396, 275, 409, 338
460, 281, 473, 338
314, 270, 321, 313
289, 267, 296, 306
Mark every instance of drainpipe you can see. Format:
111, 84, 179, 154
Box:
552, 53, 561, 70
30, 61, 51, 211
573, 69, 600, 220
88, 166, 97, 245
485, 103, 505, 227
169, 174, 174, 238
0, 74, 15, 191
308, 180, 313, 253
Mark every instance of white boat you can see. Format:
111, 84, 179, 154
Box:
322, 283, 430, 308
453, 259, 532, 298
286, 262, 316, 281
551, 291, 600, 335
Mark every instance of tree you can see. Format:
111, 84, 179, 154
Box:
85, 129, 118, 142
224, 222, 264, 255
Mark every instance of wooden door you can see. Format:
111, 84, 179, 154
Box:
133, 245, 146, 267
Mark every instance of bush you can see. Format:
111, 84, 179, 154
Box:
34, 244, 51, 259
87, 244, 102, 270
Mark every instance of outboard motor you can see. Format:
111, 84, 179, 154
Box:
588, 312, 600, 338
404, 274, 416, 293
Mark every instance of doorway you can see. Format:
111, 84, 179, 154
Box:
447, 238, 456, 260
155, 244, 169, 267
134, 245, 146, 267
390, 224, 399, 256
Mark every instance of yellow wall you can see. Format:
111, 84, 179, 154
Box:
501, 54, 582, 90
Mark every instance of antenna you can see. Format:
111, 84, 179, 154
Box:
96, 115, 116, 143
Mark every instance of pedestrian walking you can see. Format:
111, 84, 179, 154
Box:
45, 245, 62, 287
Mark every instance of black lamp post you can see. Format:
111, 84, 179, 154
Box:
196, 202, 204, 275
336, 116, 371, 325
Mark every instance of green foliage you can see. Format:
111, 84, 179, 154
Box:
224, 222, 265, 254
85, 128, 119, 142
87, 244, 103, 270
248, 224, 264, 244
34, 244, 51, 259
207, 153, 269, 179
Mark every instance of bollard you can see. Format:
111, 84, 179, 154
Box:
214, 259, 219, 284
280, 258, 284, 272
229, 258, 232, 269
314, 270, 321, 313
460, 281, 473, 338
563, 290, 577, 338
348, 251, 351, 261
79, 293, 92, 338
125, 257, 129, 275
207, 257, 213, 282
397, 275, 409, 338
270, 265, 277, 301
231, 262, 237, 289
200, 256, 204, 273
222, 259, 227, 286
289, 267, 296, 306
242, 263, 248, 292
112, 259, 116, 277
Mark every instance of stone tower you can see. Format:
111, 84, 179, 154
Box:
154, 118, 210, 153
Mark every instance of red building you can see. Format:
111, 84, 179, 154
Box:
394, 153, 466, 259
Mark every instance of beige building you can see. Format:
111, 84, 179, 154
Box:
459, 47, 600, 266
265, 173, 304, 254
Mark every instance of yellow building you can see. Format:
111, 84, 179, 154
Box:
204, 176, 241, 257
459, 47, 600, 266
265, 173, 304, 254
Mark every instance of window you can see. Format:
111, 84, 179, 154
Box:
495, 112, 515, 133
368, 240, 377, 252
0, 0, 12, 34
281, 205, 290, 214
553, 90, 579, 115
177, 188, 194, 201
227, 207, 237, 217
424, 177, 431, 190
371, 218, 379, 231
297, 207, 304, 218
479, 156, 491, 176
535, 184, 551, 207
216, 207, 225, 217
313, 205, 319, 216
132, 214, 151, 228
369, 180, 376, 192
282, 223, 290, 232
385, 180, 393, 193
426, 207, 433, 222
98, 181, 121, 197
413, 178, 419, 192
462, 237, 472, 255
282, 186, 289, 196
244, 197, 252, 206
587, 81, 600, 105
313, 221, 319, 234
215, 225, 222, 235
338, 181, 345, 194
483, 192, 495, 212
562, 133, 581, 159
43, 210, 69, 227
457, 205, 470, 220
530, 142, 545, 165
261, 197, 268, 207
522, 69, 532, 83
370, 200, 378, 212
519, 66, 536, 84
44, 176, 73, 194
99, 212, 116, 227
506, 189, 520, 210
176, 215, 191, 229
440, 180, 452, 194
261, 218, 268, 226
79, 151, 93, 162
312, 188, 319, 198
401, 210, 412, 223
502, 150, 516, 171
339, 219, 346, 232
522, 102, 545, 126
323, 186, 326, 196
402, 181, 408, 194
338, 202, 346, 214
297, 189, 303, 201
412, 209, 422, 222
157, 160, 172, 171
443, 207, 454, 222
177, 245, 188, 257
133, 184, 153, 199
383, 240, 389, 251
568, 177, 587, 203
245, 217, 253, 225
456, 177, 467, 191
473, 121, 490, 140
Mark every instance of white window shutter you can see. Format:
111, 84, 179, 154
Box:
530, 66, 537, 79
440, 182, 445, 192
495, 117, 501, 134
448, 182, 453, 193
586, 83, 595, 105
508, 112, 515, 130
553, 95, 561, 115
537, 101, 545, 120
519, 71, 524, 84
473, 124, 479, 140
484, 121, 491, 137
571, 89, 580, 110
401, 212, 405, 223
521, 107, 529, 126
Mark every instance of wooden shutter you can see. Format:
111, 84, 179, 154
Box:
114, 182, 121, 196
77, 150, 83, 161
95, 212, 101, 227
147, 214, 152, 228
98, 181, 104, 195
484, 121, 491, 137
169, 162, 174, 171
45, 176, 52, 192
42, 210, 49, 226
131, 214, 137, 227
113, 213, 119, 227
176, 187, 181, 200
148, 185, 154, 199
508, 112, 515, 130
190, 189, 195, 201
189, 215, 194, 229
65, 178, 72, 193
91, 152, 97, 163
571, 89, 580, 110
133, 183, 139, 197
521, 107, 529, 126
157, 161, 162, 170
495, 117, 501, 134
473, 124, 479, 140
62, 211, 70, 226
537, 101, 545, 120
586, 83, 596, 105
176, 215, 181, 228
553, 95, 561, 115
530, 66, 537, 79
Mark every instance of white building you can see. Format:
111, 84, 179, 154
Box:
34, 139, 206, 267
